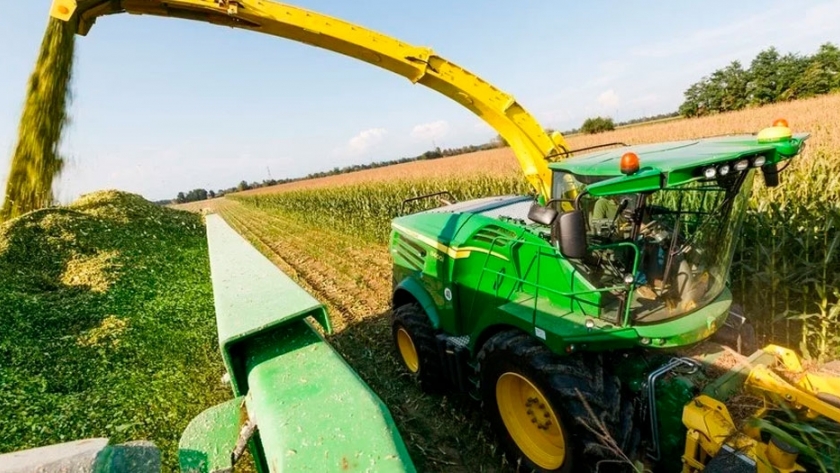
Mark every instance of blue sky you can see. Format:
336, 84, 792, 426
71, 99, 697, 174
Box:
2, 1, 839, 202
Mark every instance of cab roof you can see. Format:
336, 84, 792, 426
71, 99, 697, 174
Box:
549, 134, 808, 177
548, 132, 809, 197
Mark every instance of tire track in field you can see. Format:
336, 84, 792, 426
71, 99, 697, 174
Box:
236, 217, 386, 322
227, 201, 392, 305
219, 206, 384, 331
220, 208, 365, 333
220, 208, 355, 317
217, 207, 322, 300
231, 203, 392, 297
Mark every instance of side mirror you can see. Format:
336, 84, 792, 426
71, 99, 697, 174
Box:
615, 198, 629, 217
558, 210, 587, 259
527, 202, 558, 226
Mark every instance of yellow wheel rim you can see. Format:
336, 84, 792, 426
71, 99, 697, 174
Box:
396, 328, 419, 373
496, 372, 566, 470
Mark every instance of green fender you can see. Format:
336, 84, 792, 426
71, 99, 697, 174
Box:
393, 277, 441, 329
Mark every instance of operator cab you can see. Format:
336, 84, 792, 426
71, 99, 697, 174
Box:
540, 129, 808, 326
551, 168, 751, 325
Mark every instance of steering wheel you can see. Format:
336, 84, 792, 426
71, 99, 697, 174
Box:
638, 219, 659, 236
639, 219, 671, 244
592, 198, 632, 241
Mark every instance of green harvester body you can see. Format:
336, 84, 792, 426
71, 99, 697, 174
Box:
390, 133, 808, 355
388, 131, 810, 469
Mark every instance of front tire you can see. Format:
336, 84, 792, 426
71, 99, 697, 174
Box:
391, 302, 446, 393
477, 330, 639, 473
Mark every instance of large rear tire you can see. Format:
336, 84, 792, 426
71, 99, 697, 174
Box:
391, 302, 447, 393
477, 330, 639, 473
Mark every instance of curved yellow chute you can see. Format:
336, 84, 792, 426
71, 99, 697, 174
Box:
51, 0, 570, 201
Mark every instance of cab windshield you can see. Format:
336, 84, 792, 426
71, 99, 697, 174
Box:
554, 169, 754, 324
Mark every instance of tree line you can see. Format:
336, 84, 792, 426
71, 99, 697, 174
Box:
679, 42, 840, 117
164, 140, 504, 204
165, 110, 673, 204
563, 112, 681, 135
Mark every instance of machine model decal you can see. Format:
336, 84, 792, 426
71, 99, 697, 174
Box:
391, 223, 510, 261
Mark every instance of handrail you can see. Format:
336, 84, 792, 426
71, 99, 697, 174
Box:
470, 233, 642, 326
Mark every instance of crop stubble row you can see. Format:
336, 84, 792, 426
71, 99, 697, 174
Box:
210, 199, 506, 472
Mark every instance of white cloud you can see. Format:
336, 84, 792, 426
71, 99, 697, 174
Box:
344, 127, 387, 155
538, 108, 573, 125
627, 93, 660, 107
631, 8, 779, 59
599, 60, 627, 75
800, 1, 840, 36
410, 120, 449, 140
597, 89, 620, 109
591, 60, 629, 87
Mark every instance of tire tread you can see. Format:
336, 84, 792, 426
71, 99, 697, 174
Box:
392, 302, 446, 392
477, 330, 639, 472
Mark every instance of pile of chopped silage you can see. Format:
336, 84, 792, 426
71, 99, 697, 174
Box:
0, 190, 230, 471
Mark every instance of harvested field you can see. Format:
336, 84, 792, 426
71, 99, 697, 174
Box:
238, 148, 521, 196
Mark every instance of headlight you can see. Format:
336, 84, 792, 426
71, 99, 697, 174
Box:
752, 155, 767, 167
734, 159, 749, 171
718, 164, 730, 176
703, 167, 717, 179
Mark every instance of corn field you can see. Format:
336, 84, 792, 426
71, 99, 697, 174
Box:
231, 175, 531, 244
732, 145, 840, 361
